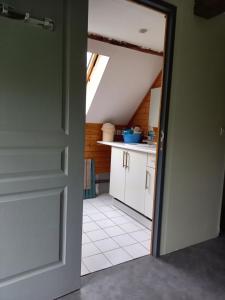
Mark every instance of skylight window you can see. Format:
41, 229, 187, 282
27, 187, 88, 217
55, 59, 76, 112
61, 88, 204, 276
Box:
87, 52, 92, 67
86, 52, 99, 83
86, 52, 109, 114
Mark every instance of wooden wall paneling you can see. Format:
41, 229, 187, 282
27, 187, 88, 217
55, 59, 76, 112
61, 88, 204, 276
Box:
84, 123, 124, 174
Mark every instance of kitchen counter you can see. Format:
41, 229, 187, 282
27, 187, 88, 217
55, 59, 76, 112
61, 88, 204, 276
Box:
97, 141, 157, 155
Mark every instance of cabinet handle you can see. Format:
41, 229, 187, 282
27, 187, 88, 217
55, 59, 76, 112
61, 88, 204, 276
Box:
123, 151, 126, 168
126, 152, 129, 168
145, 170, 150, 189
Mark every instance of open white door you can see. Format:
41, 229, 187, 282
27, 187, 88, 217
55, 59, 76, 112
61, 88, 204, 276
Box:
0, 1, 87, 299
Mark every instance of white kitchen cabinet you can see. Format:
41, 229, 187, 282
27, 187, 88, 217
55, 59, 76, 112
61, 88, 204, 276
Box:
144, 167, 156, 219
125, 151, 147, 214
109, 145, 156, 219
109, 147, 126, 202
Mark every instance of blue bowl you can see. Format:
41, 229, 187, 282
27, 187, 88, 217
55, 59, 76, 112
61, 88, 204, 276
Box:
123, 129, 133, 135
123, 133, 142, 143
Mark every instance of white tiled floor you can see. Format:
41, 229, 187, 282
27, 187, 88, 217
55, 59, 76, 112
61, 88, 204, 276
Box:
81, 194, 151, 275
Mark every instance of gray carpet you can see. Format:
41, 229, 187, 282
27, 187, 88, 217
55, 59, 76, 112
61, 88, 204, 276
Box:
59, 236, 225, 300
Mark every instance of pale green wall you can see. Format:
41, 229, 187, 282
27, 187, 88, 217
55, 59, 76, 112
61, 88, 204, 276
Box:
160, 0, 225, 254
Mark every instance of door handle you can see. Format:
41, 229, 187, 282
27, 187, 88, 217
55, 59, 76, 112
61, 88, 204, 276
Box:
220, 127, 225, 136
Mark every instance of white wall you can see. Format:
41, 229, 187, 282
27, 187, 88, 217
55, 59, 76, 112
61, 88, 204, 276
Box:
88, 0, 166, 52
160, 0, 225, 254
86, 38, 163, 124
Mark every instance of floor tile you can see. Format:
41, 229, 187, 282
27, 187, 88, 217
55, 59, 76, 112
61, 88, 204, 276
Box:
86, 229, 109, 241
104, 248, 132, 265
123, 243, 149, 259
141, 240, 151, 251
90, 212, 107, 221
82, 215, 92, 223
103, 201, 114, 207
94, 237, 119, 252
82, 243, 100, 258
82, 233, 91, 244
83, 222, 100, 233
129, 230, 151, 242
96, 219, 116, 228
104, 210, 124, 218
98, 206, 116, 213
81, 262, 89, 276
83, 254, 112, 272
131, 220, 147, 230
112, 233, 137, 247
103, 225, 125, 237
101, 195, 113, 203
83, 202, 95, 209
84, 207, 99, 215
143, 228, 152, 234
97, 194, 112, 201
81, 194, 152, 276
119, 222, 142, 233
91, 202, 106, 209
110, 215, 131, 225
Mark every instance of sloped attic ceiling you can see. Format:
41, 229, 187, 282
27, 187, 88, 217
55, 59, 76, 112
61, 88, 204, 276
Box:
86, 0, 165, 125
88, 0, 166, 52
86, 38, 163, 125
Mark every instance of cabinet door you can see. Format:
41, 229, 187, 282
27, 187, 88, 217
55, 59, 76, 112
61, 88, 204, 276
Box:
144, 167, 156, 219
125, 151, 147, 214
109, 147, 126, 201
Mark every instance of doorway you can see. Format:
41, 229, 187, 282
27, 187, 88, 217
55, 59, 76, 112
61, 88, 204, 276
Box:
81, 0, 176, 275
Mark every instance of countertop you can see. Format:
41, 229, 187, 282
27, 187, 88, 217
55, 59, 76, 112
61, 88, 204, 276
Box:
97, 141, 157, 155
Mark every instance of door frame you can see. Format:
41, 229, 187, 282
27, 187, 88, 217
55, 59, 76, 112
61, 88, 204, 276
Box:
131, 0, 177, 257
220, 173, 225, 235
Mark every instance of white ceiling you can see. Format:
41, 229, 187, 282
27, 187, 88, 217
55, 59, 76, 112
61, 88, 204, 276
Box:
86, 39, 163, 124
88, 0, 166, 52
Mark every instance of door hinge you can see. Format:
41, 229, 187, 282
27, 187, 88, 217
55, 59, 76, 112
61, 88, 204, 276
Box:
0, 3, 55, 31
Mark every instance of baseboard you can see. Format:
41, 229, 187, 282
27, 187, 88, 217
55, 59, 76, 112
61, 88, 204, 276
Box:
113, 198, 152, 230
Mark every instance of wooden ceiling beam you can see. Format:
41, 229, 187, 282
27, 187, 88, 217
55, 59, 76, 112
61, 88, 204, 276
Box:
194, 0, 225, 19
88, 33, 164, 57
